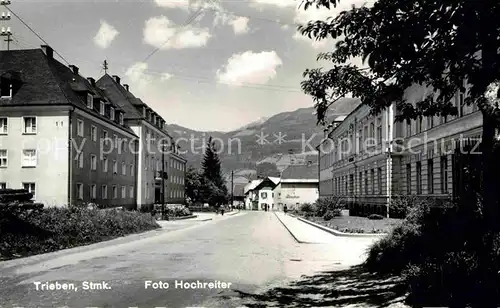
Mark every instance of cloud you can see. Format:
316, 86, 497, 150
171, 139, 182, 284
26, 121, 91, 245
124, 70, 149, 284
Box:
93, 20, 119, 49
124, 62, 154, 90
143, 16, 211, 49
229, 16, 249, 35
153, 0, 189, 10
216, 51, 283, 86
249, 0, 295, 8
161, 73, 173, 81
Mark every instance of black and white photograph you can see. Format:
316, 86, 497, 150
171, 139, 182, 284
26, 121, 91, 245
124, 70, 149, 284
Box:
1, 0, 500, 307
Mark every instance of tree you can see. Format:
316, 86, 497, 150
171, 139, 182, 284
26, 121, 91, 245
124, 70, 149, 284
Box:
201, 137, 229, 206
298, 0, 500, 305
185, 167, 204, 205
256, 162, 280, 178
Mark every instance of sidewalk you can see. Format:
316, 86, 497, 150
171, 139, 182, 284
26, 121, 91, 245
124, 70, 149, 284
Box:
274, 212, 338, 244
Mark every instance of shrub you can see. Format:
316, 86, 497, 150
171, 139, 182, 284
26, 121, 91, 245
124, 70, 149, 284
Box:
314, 196, 345, 217
389, 195, 420, 218
299, 202, 315, 214
368, 214, 384, 220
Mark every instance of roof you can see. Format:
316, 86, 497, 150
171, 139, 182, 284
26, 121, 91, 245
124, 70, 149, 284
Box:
253, 177, 280, 191
0, 48, 135, 134
281, 164, 318, 181
244, 180, 262, 194
96, 74, 144, 119
268, 177, 280, 185
232, 183, 246, 197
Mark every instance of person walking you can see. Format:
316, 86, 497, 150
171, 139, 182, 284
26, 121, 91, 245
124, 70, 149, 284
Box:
283, 204, 288, 215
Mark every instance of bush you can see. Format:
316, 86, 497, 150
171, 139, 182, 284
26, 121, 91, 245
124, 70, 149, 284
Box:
314, 196, 345, 217
0, 207, 160, 260
368, 214, 384, 220
299, 203, 315, 214
154, 204, 192, 217
389, 195, 420, 218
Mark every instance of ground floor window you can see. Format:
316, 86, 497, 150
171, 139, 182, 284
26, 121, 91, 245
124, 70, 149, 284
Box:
22, 182, 36, 200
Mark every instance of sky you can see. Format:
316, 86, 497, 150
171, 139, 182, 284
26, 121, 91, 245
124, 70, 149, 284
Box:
3, 0, 371, 131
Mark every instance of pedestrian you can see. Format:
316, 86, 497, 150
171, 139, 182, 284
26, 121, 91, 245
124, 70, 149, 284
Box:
283, 204, 288, 215
221, 207, 225, 215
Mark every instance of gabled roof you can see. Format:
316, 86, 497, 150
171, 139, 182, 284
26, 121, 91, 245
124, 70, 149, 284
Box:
0, 48, 134, 134
244, 180, 262, 194
281, 164, 318, 182
253, 177, 279, 191
268, 177, 280, 185
96, 74, 144, 119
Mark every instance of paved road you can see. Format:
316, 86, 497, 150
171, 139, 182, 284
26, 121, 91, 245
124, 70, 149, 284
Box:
0, 211, 370, 308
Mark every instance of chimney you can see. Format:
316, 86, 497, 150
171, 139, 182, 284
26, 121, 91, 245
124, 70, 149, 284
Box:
123, 84, 129, 91
112, 75, 120, 84
69, 65, 79, 75
41, 45, 53, 59
87, 77, 96, 86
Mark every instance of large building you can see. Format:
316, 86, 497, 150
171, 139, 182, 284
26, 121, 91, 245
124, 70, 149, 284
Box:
0, 46, 186, 209
318, 83, 481, 216
274, 163, 319, 211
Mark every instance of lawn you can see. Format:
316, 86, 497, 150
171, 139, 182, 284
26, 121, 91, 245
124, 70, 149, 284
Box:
300, 215, 403, 234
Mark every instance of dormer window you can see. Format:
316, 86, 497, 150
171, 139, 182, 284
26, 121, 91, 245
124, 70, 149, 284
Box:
100, 101, 105, 115
86, 93, 93, 109
142, 107, 147, 117
110, 107, 115, 120
119, 113, 124, 125
0, 78, 12, 98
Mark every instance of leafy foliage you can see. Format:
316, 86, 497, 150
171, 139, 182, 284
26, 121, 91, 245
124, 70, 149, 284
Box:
200, 137, 229, 206
314, 195, 345, 217
389, 195, 420, 218
256, 162, 280, 178
185, 167, 204, 204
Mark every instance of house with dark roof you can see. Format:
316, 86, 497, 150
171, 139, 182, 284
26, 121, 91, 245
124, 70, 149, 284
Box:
97, 74, 186, 210
274, 163, 319, 211
0, 46, 139, 208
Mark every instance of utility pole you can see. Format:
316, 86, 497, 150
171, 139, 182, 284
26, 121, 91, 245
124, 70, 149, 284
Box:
161, 141, 166, 219
231, 170, 234, 207
1, 1, 12, 51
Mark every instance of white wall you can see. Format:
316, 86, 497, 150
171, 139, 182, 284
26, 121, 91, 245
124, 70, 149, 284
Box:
257, 187, 275, 210
276, 182, 319, 210
0, 108, 70, 207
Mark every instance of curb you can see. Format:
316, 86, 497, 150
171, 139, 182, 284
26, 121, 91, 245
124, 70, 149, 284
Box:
164, 215, 198, 221
273, 212, 315, 244
295, 216, 387, 238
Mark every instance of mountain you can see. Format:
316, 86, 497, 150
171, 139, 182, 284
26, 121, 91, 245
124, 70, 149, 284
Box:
166, 98, 360, 180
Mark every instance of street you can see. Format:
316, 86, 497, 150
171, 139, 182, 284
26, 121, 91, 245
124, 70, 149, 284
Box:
0, 212, 379, 308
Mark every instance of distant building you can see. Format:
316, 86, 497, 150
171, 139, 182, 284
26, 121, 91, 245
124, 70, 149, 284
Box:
244, 179, 262, 210
274, 163, 319, 211
252, 177, 280, 211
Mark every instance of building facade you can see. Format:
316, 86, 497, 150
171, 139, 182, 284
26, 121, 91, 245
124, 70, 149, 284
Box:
318, 83, 481, 216
275, 164, 319, 211
0, 46, 137, 208
0, 46, 186, 210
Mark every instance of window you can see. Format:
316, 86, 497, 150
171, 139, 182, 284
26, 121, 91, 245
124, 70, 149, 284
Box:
377, 167, 383, 195
23, 117, 36, 134
110, 107, 115, 120
416, 162, 422, 194
377, 119, 382, 145
371, 169, 375, 194
76, 183, 83, 200
261, 192, 267, 199
427, 116, 434, 129
102, 185, 108, 199
0, 117, 7, 134
23, 183, 36, 200
441, 115, 448, 124
103, 156, 108, 172
121, 186, 126, 198
145, 155, 148, 170
146, 183, 149, 199
0, 79, 12, 98
359, 172, 363, 194
0, 149, 7, 167
90, 184, 96, 199
22, 149, 37, 167
90, 154, 97, 170
122, 162, 126, 175
428, 159, 434, 194
113, 135, 118, 148
77, 119, 84, 137
119, 113, 124, 125
102, 130, 108, 140
416, 117, 422, 134
406, 120, 411, 137
112, 185, 118, 199
0, 182, 6, 189
364, 170, 368, 194
459, 93, 465, 116
100, 101, 105, 115
406, 163, 412, 194
441, 156, 448, 194
349, 174, 354, 195
77, 152, 83, 168
113, 160, 117, 174
370, 122, 375, 139
86, 93, 93, 109
130, 164, 134, 176
91, 125, 97, 142
129, 186, 134, 198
